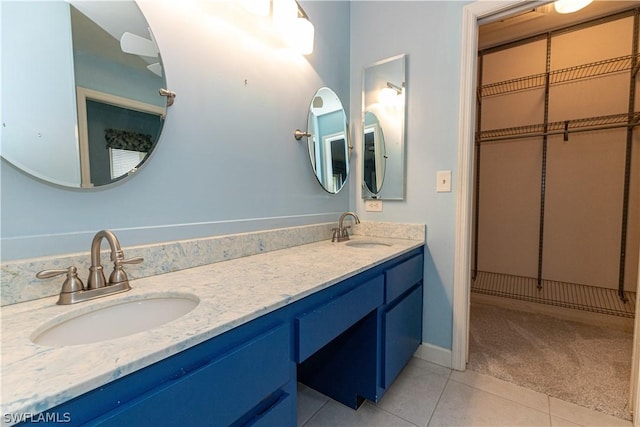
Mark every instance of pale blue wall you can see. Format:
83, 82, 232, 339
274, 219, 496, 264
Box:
350, 1, 470, 350
1, 0, 351, 260
1, 0, 471, 353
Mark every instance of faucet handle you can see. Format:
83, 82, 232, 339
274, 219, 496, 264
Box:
119, 256, 144, 265
109, 256, 144, 285
341, 226, 351, 239
36, 266, 85, 294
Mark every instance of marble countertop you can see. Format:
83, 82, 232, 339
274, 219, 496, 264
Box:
1, 235, 423, 420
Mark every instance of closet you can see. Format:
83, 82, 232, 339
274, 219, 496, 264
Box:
472, 8, 640, 319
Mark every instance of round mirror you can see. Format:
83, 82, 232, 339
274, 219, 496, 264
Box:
363, 111, 386, 195
1, 1, 168, 189
305, 87, 351, 194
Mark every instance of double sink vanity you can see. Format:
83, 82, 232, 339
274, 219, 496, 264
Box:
1, 222, 425, 426
2, 2, 421, 425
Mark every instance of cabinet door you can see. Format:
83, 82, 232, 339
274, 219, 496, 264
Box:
383, 284, 423, 388
94, 324, 292, 427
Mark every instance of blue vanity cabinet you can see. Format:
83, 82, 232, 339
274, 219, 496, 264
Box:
22, 245, 424, 427
297, 248, 424, 408
26, 320, 297, 427
380, 253, 424, 392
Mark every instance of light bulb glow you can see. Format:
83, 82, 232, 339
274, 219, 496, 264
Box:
284, 17, 314, 55
379, 87, 398, 106
273, 0, 297, 30
554, 0, 593, 14
240, 0, 270, 17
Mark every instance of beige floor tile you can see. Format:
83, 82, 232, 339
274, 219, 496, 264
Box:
406, 357, 453, 377
450, 369, 549, 413
428, 380, 551, 426
375, 358, 450, 426
304, 400, 417, 427
297, 383, 330, 427
551, 415, 582, 426
549, 398, 632, 427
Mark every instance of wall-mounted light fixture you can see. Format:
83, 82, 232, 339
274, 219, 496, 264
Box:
240, 0, 270, 17
554, 0, 593, 14
379, 82, 404, 107
241, 0, 314, 55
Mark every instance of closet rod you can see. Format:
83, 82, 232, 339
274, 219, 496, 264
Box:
478, 120, 640, 144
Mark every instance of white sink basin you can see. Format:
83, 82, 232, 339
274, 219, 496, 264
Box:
32, 294, 199, 347
345, 240, 392, 248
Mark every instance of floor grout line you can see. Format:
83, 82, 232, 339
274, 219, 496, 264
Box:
299, 395, 330, 427
424, 369, 453, 427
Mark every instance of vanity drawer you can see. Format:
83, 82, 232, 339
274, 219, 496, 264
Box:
385, 254, 423, 303
95, 323, 291, 427
248, 392, 294, 427
296, 275, 384, 362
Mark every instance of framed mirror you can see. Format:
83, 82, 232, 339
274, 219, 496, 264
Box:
304, 87, 351, 194
362, 54, 406, 200
1, 1, 168, 189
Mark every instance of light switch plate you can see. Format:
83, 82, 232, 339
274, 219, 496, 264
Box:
365, 199, 383, 212
437, 170, 452, 192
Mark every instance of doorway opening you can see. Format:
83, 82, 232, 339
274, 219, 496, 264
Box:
455, 0, 640, 421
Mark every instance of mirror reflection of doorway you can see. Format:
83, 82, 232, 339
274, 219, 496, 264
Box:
363, 129, 377, 193
329, 137, 347, 191
76, 87, 165, 187
86, 100, 162, 186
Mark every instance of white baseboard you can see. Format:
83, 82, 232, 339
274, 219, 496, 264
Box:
414, 343, 452, 369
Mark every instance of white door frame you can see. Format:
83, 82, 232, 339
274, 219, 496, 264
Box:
451, 0, 532, 372
452, 1, 640, 422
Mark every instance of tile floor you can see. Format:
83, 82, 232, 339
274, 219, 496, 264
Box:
297, 357, 633, 427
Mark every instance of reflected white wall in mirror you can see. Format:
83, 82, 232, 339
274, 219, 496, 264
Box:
1, 1, 167, 189
362, 54, 406, 200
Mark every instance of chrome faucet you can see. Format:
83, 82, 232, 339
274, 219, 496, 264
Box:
332, 212, 360, 242
36, 230, 143, 305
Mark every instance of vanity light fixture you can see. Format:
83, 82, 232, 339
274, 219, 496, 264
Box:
379, 82, 404, 107
242, 0, 315, 55
287, 9, 314, 55
554, 0, 593, 14
240, 0, 270, 17
386, 82, 403, 94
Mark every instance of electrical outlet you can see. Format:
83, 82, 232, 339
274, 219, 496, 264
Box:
437, 170, 452, 192
365, 199, 383, 212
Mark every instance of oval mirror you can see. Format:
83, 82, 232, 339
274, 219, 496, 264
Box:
305, 87, 351, 194
1, 1, 169, 189
363, 111, 386, 196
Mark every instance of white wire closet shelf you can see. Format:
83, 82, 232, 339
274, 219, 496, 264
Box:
472, 271, 636, 318
480, 54, 640, 98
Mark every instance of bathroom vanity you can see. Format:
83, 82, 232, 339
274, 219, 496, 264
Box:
1, 236, 423, 426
